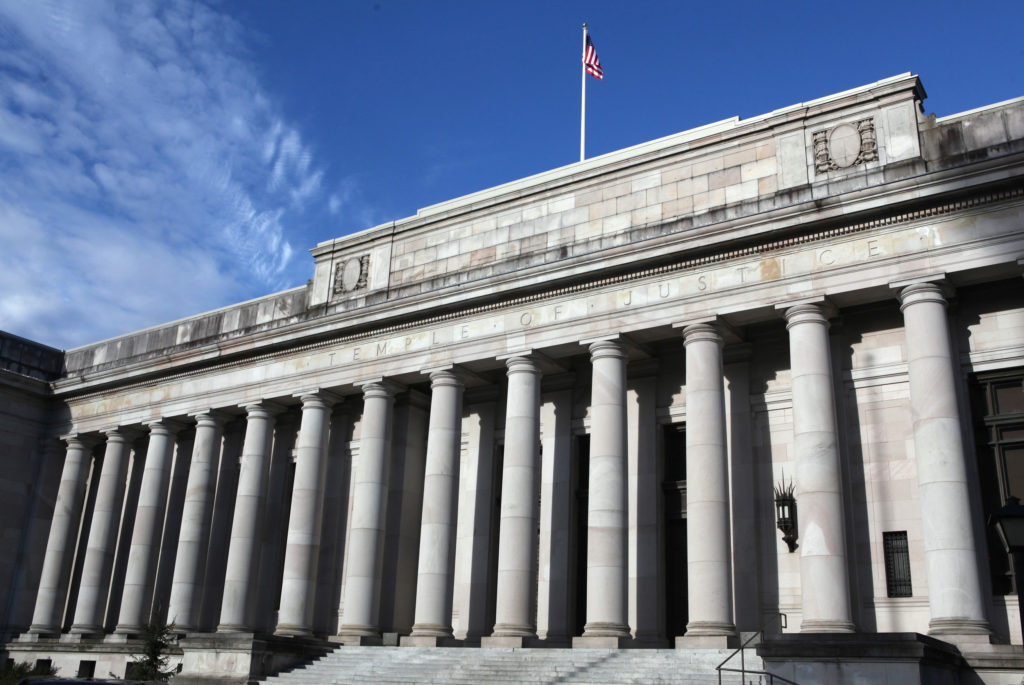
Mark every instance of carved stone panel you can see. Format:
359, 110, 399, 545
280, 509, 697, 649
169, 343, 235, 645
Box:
333, 254, 370, 295
813, 118, 878, 174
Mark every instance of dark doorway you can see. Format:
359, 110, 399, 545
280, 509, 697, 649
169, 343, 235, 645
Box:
571, 434, 590, 636
662, 425, 688, 637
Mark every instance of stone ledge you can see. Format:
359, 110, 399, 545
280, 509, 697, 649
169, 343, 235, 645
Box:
758, 632, 964, 666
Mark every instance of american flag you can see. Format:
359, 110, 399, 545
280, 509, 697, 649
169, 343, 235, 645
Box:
583, 33, 603, 80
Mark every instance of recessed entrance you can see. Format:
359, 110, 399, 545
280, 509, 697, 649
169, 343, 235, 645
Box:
662, 425, 688, 638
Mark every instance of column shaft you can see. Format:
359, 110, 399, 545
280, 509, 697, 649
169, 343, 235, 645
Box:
410, 370, 465, 638
491, 356, 542, 637
29, 437, 92, 635
116, 421, 179, 634
71, 430, 132, 634
537, 388, 573, 642
784, 304, 854, 633
218, 403, 279, 632
583, 340, 630, 638
277, 392, 337, 636
899, 283, 989, 635
682, 323, 735, 637
167, 412, 224, 632
339, 381, 396, 638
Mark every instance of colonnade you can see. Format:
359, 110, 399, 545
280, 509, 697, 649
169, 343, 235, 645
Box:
26, 283, 992, 643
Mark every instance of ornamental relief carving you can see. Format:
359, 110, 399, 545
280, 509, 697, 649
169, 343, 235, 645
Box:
332, 254, 370, 295
813, 118, 878, 174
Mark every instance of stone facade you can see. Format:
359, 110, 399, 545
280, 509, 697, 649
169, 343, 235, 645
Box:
3, 74, 1024, 683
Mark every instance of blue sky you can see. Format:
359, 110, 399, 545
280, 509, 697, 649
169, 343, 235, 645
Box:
1, 0, 1022, 350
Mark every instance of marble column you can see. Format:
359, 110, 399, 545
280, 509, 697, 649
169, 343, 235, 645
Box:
452, 396, 498, 640
277, 391, 339, 637
537, 386, 573, 643
582, 340, 630, 639
339, 381, 397, 639
115, 420, 180, 634
29, 435, 93, 635
783, 303, 854, 633
218, 402, 281, 632
490, 355, 542, 639
682, 323, 735, 639
167, 412, 225, 632
898, 282, 990, 635
71, 429, 133, 634
409, 370, 465, 640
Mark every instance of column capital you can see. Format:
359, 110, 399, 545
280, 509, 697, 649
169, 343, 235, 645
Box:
587, 338, 627, 360
188, 409, 229, 428
505, 355, 541, 377
897, 281, 950, 312
100, 426, 139, 443
142, 418, 186, 436
294, 389, 344, 408
428, 368, 464, 388
681, 322, 723, 346
60, 433, 98, 449
357, 378, 402, 400
239, 400, 286, 418
781, 302, 834, 330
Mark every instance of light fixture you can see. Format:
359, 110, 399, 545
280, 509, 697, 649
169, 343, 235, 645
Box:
774, 473, 798, 553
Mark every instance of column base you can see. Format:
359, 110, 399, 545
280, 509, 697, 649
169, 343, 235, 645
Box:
400, 635, 462, 647
26, 624, 59, 637
684, 620, 736, 636
409, 623, 454, 639
572, 635, 633, 649
582, 621, 630, 638
481, 635, 540, 648
69, 624, 104, 636
274, 624, 313, 638
216, 623, 254, 634
928, 617, 991, 636
800, 619, 856, 634
113, 624, 143, 637
335, 629, 383, 646
676, 634, 738, 649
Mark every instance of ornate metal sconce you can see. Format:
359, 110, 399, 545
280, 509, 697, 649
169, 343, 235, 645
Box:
774, 473, 798, 553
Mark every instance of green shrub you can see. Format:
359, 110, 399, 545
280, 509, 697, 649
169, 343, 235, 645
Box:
0, 659, 59, 685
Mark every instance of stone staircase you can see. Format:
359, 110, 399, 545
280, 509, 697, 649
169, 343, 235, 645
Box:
260, 645, 765, 684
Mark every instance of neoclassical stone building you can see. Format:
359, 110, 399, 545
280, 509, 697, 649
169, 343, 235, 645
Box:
2, 74, 1024, 682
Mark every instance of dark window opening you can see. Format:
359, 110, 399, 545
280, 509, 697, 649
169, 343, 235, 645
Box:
77, 660, 96, 678
883, 531, 912, 597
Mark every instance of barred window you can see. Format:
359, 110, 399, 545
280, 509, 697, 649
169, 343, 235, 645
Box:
883, 531, 912, 598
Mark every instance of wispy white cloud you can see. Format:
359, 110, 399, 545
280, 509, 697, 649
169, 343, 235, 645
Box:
0, 0, 328, 349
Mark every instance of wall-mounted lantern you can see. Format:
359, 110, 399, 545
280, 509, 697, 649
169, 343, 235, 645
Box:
774, 473, 798, 553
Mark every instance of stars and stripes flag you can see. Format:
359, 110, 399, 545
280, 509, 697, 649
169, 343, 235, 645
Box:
583, 33, 603, 80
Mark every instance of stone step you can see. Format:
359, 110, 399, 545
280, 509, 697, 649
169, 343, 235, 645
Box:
261, 646, 762, 685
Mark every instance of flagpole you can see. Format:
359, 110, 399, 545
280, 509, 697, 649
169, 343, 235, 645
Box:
580, 22, 587, 162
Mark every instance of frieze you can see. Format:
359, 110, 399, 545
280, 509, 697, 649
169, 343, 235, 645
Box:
813, 118, 878, 174
55, 186, 1023, 407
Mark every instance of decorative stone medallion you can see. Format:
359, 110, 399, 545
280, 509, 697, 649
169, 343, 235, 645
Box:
333, 254, 370, 295
813, 118, 878, 174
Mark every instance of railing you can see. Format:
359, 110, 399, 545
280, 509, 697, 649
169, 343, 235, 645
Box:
715, 614, 798, 685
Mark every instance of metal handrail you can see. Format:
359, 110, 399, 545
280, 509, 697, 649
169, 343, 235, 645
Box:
715, 614, 798, 685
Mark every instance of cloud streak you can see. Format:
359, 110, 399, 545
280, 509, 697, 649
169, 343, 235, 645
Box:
0, 0, 326, 349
